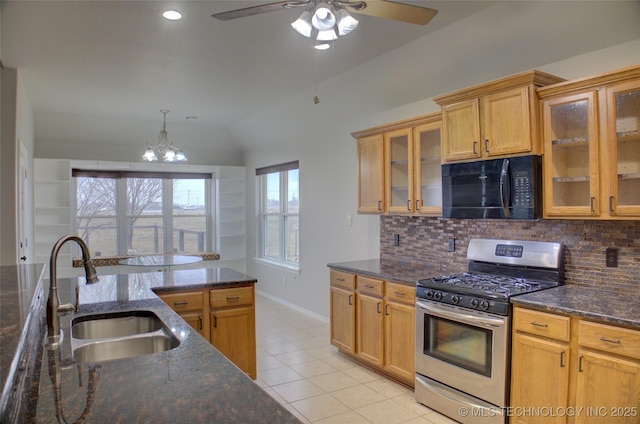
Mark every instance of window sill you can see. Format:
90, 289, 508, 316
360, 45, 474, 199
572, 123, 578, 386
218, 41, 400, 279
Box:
253, 257, 300, 274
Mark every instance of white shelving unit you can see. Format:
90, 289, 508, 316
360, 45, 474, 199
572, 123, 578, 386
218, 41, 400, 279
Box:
216, 167, 247, 272
34, 159, 74, 272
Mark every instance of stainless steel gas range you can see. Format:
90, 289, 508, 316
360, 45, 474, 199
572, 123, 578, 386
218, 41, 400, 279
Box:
415, 239, 564, 424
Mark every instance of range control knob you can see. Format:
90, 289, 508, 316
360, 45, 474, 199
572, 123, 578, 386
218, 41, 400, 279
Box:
426, 291, 434, 299
451, 295, 461, 305
434, 291, 442, 301
470, 298, 479, 308
480, 300, 490, 310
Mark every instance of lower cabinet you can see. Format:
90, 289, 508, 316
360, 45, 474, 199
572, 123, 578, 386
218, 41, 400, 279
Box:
158, 285, 257, 380
330, 269, 415, 387
510, 306, 640, 424
210, 286, 257, 380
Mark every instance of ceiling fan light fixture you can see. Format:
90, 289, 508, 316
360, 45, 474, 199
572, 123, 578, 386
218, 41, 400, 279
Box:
316, 28, 338, 41
291, 10, 313, 38
336, 8, 358, 36
314, 42, 331, 50
311, 3, 336, 31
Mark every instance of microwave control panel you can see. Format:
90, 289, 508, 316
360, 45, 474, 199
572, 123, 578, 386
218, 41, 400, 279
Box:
513, 170, 532, 206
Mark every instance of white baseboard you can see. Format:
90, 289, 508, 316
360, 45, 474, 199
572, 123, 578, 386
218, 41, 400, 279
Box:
255, 290, 329, 324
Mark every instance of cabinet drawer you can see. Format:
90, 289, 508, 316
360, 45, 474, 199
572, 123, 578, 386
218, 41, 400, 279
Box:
385, 281, 415, 304
330, 270, 355, 290
357, 276, 383, 297
513, 307, 570, 341
578, 320, 640, 360
210, 286, 253, 309
159, 291, 204, 313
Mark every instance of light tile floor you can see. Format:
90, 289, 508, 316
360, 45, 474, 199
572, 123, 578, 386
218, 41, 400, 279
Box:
254, 294, 458, 424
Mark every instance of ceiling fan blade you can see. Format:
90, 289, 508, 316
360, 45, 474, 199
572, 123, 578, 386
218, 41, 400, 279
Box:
352, 0, 438, 25
212, 1, 293, 21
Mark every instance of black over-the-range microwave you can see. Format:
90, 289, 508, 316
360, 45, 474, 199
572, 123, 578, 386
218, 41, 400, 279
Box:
441, 155, 542, 219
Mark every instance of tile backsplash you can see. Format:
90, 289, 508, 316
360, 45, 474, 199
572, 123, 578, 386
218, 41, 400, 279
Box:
380, 216, 640, 295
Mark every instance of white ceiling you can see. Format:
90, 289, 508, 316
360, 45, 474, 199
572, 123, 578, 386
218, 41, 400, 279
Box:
2, 1, 640, 155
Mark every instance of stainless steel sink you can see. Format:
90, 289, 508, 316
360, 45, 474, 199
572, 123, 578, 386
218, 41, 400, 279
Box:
70, 310, 179, 363
73, 333, 179, 363
72, 310, 163, 339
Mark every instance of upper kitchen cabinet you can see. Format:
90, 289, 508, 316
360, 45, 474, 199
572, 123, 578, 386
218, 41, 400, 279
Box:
353, 112, 442, 215
434, 70, 565, 163
356, 134, 385, 213
538, 64, 640, 219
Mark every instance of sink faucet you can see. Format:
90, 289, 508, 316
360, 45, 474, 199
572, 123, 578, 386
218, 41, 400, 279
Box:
47, 235, 99, 343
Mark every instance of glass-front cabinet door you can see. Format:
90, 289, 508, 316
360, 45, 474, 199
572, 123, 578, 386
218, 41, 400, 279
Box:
542, 91, 600, 217
606, 80, 640, 216
414, 122, 442, 215
385, 128, 413, 214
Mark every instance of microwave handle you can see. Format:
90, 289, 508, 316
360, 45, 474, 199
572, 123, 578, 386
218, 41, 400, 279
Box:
500, 159, 511, 218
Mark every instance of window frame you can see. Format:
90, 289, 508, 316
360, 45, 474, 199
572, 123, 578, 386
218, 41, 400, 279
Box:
256, 161, 300, 271
73, 169, 212, 257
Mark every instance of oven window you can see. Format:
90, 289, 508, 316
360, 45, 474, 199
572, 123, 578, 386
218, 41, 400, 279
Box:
424, 314, 493, 377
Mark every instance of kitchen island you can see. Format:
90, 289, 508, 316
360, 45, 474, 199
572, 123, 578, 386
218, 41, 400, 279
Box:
0, 264, 301, 423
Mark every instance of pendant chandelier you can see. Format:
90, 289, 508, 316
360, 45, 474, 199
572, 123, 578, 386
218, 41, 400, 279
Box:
142, 110, 187, 162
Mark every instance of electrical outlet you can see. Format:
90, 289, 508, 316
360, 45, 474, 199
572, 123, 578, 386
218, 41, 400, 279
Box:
393, 234, 400, 246
448, 238, 455, 252
605, 247, 618, 267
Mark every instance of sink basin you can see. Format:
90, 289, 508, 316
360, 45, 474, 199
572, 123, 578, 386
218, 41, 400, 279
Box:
73, 333, 179, 363
72, 310, 163, 339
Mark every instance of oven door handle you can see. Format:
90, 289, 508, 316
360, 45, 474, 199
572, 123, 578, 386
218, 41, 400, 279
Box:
417, 300, 506, 329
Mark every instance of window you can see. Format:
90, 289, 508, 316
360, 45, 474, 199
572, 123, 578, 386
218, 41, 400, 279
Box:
73, 169, 211, 257
257, 161, 299, 269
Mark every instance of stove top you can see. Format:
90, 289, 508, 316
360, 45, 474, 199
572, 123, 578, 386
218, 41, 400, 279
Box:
416, 239, 565, 315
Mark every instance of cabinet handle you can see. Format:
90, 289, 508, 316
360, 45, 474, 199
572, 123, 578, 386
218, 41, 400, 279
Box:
377, 302, 382, 314
473, 141, 478, 155
364, 284, 374, 289
578, 355, 584, 372
416, 199, 420, 211
609, 196, 615, 212
226, 295, 241, 300
560, 351, 566, 368
348, 294, 353, 306
213, 315, 217, 328
394, 291, 405, 296
385, 304, 390, 315
199, 316, 203, 330
336, 278, 345, 282
174, 301, 189, 306
590, 197, 596, 213
599, 336, 621, 344
378, 200, 382, 211
407, 200, 411, 211
484, 139, 490, 153
530, 321, 548, 328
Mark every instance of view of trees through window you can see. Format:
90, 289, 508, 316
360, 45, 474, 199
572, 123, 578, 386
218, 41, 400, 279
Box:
75, 172, 208, 257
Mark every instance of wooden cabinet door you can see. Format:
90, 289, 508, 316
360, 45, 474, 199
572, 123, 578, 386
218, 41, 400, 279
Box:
605, 79, 640, 216
357, 134, 385, 213
575, 350, 640, 424
330, 286, 355, 354
180, 311, 205, 338
542, 91, 600, 217
441, 99, 481, 162
356, 293, 384, 367
384, 301, 414, 383
510, 333, 570, 424
211, 306, 257, 379
385, 128, 414, 214
482, 86, 533, 157
413, 121, 442, 215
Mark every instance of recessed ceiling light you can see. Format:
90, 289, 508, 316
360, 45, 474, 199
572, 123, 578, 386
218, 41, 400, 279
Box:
162, 10, 182, 21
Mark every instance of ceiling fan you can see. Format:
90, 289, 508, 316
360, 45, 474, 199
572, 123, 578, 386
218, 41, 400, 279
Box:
211, 0, 438, 27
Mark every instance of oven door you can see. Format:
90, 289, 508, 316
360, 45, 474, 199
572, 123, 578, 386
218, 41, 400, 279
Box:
415, 299, 509, 407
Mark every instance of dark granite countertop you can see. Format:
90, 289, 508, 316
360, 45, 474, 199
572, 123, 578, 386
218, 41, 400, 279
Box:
327, 259, 460, 286
1, 265, 301, 423
511, 285, 640, 329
